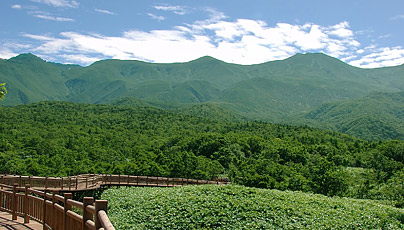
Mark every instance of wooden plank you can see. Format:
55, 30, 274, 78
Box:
0, 211, 42, 230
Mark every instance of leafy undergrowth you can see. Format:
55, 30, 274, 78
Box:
102, 185, 404, 229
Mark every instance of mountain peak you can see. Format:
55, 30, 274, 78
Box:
285, 52, 349, 66
9, 53, 45, 63
189, 56, 223, 63
288, 52, 334, 60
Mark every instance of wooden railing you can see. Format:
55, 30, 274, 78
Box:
0, 183, 114, 230
0, 174, 230, 191
0, 174, 230, 229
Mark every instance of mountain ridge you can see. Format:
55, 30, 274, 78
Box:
1, 52, 404, 139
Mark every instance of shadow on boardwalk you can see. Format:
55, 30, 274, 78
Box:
0, 212, 41, 230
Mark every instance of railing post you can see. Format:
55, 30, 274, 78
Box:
43, 189, 47, 230
0, 184, 3, 210
118, 174, 121, 185
83, 197, 94, 230
19, 175, 22, 187
86, 177, 88, 189
12, 183, 17, 220
64, 193, 72, 230
95, 200, 108, 229
24, 184, 30, 223
51, 193, 56, 229
61, 177, 64, 190
76, 176, 78, 190
45, 177, 48, 189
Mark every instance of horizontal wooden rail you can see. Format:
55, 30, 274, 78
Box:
0, 183, 115, 230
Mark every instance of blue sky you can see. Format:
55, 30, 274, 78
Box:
1, 0, 404, 68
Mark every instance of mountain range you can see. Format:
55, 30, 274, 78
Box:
1, 53, 404, 140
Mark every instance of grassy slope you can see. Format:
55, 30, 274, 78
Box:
103, 185, 404, 230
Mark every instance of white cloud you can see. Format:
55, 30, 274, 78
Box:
327, 21, 353, 38
0, 48, 19, 59
13, 10, 403, 68
33, 14, 74, 22
31, 0, 79, 8
390, 14, 404, 20
0, 43, 31, 59
147, 13, 165, 21
154, 5, 188, 15
11, 5, 22, 9
60, 54, 101, 65
349, 46, 404, 68
378, 34, 391, 39
95, 9, 116, 15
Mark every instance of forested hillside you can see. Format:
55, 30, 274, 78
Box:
1, 102, 404, 205
302, 91, 404, 140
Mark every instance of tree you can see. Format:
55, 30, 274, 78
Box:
0, 83, 6, 100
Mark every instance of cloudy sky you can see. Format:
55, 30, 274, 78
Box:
1, 0, 404, 68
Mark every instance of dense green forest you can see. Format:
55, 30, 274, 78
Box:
1, 101, 404, 206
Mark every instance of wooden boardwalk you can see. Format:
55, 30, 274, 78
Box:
1, 174, 229, 192
0, 174, 230, 230
0, 212, 41, 230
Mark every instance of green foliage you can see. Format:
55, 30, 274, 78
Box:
102, 185, 404, 229
2, 101, 404, 202
0, 83, 6, 100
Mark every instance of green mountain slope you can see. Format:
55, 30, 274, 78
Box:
303, 91, 404, 140
1, 53, 404, 125
0, 53, 75, 104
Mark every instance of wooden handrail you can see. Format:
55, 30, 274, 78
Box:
0, 174, 230, 191
98, 210, 114, 230
0, 183, 115, 230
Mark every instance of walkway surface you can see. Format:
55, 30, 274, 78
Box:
0, 212, 42, 230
